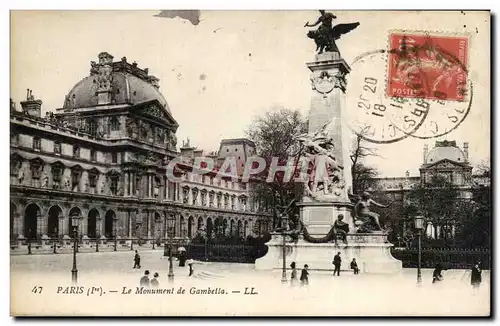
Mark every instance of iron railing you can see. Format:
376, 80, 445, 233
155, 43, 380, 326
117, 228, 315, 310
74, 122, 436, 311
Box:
391, 247, 490, 269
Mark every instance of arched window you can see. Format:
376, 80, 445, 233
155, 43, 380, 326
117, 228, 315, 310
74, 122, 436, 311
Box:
33, 136, 41, 151
110, 117, 120, 131
73, 145, 80, 158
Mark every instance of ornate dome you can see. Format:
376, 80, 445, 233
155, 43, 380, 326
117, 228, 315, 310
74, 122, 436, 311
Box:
426, 140, 466, 164
63, 52, 171, 114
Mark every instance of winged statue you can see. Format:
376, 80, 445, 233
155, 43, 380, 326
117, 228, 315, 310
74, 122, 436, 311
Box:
305, 10, 360, 54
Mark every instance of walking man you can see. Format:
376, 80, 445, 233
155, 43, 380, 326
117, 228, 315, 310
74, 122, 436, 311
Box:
333, 252, 341, 276
133, 250, 141, 269
471, 261, 482, 294
300, 264, 309, 286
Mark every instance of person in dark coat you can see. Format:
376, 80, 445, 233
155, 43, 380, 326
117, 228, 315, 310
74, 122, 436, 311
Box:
350, 258, 359, 275
140, 270, 150, 287
333, 252, 341, 276
150, 272, 160, 289
290, 262, 298, 285
133, 250, 141, 269
179, 250, 187, 267
188, 260, 194, 277
471, 261, 482, 291
300, 264, 309, 286
432, 263, 444, 283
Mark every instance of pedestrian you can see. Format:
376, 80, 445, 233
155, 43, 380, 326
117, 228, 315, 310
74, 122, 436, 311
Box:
333, 252, 341, 276
151, 272, 160, 289
290, 262, 298, 285
300, 264, 309, 286
350, 258, 359, 275
140, 270, 150, 287
188, 259, 194, 277
432, 263, 444, 284
133, 250, 141, 269
471, 261, 482, 293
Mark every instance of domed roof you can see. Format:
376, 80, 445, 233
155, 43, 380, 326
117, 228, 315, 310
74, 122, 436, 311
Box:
63, 52, 171, 114
426, 140, 466, 164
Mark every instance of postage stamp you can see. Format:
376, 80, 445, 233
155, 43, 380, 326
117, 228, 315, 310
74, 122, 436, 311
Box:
387, 32, 469, 102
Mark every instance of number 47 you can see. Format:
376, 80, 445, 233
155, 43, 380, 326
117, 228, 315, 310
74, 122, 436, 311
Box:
31, 286, 43, 294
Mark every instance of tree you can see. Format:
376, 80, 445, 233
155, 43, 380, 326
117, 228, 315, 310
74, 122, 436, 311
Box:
404, 175, 474, 247
455, 165, 491, 248
350, 127, 379, 194
245, 108, 307, 230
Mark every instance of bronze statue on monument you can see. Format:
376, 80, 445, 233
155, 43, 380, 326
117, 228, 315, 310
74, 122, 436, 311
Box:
305, 10, 360, 54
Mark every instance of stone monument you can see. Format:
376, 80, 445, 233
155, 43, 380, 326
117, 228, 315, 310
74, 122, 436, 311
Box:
255, 11, 402, 273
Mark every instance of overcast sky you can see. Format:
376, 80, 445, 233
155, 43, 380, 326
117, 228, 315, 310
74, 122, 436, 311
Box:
10, 10, 490, 177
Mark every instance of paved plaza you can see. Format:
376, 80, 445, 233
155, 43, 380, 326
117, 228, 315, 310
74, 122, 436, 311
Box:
11, 250, 490, 316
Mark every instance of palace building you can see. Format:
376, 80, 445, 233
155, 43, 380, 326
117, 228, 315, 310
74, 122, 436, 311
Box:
370, 140, 490, 240
10, 52, 268, 251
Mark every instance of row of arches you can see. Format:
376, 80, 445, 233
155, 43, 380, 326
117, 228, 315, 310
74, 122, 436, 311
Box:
11, 202, 254, 240
12, 202, 116, 239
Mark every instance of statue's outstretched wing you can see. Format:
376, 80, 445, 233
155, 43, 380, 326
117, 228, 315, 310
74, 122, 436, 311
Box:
331, 22, 360, 40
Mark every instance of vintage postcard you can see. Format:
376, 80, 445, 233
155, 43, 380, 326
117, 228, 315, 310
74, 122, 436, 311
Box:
10, 10, 491, 316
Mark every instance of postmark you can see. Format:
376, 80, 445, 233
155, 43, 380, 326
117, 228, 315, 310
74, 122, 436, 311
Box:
345, 50, 430, 144
387, 31, 469, 102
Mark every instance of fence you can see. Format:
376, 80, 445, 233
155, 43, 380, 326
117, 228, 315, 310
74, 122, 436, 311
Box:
391, 248, 490, 269
186, 243, 268, 263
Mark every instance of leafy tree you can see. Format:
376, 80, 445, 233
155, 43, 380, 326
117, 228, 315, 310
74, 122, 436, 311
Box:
245, 108, 307, 230
404, 175, 475, 247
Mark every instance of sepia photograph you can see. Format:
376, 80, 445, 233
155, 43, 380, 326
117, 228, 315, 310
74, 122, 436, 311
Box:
9, 8, 491, 317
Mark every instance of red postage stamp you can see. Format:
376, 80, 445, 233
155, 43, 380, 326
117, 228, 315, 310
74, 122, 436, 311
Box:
387, 32, 469, 101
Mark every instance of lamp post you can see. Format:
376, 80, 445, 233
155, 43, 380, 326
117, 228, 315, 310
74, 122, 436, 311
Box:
113, 217, 118, 252
163, 217, 169, 257
167, 214, 175, 283
414, 215, 424, 284
71, 214, 81, 284
95, 229, 100, 252
281, 214, 289, 283
53, 228, 58, 254
152, 218, 156, 250
27, 228, 32, 255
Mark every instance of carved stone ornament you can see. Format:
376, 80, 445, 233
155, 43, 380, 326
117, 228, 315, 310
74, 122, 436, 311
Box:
311, 71, 335, 94
310, 70, 347, 94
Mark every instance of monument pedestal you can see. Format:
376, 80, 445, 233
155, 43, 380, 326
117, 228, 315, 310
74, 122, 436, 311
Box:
255, 233, 402, 274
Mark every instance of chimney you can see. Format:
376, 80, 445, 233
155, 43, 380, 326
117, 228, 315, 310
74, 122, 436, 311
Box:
463, 142, 469, 161
423, 144, 429, 163
20, 89, 42, 117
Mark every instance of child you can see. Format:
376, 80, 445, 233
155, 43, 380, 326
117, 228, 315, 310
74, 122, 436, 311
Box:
300, 264, 309, 286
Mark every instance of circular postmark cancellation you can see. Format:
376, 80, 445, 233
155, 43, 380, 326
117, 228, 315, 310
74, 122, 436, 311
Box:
346, 31, 473, 143
345, 50, 430, 144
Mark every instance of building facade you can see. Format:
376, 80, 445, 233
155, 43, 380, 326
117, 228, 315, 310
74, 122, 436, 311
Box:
370, 140, 490, 240
10, 52, 267, 250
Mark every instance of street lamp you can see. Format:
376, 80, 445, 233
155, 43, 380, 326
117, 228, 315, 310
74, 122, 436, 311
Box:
113, 216, 118, 252
167, 214, 176, 282
27, 228, 32, 255
414, 215, 424, 284
53, 228, 58, 254
96, 229, 100, 252
71, 214, 81, 284
281, 213, 289, 284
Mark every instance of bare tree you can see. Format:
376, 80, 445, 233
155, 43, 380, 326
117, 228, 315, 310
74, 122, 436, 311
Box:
350, 127, 379, 194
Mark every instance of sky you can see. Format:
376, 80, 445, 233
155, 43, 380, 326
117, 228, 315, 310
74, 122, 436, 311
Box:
10, 10, 490, 177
